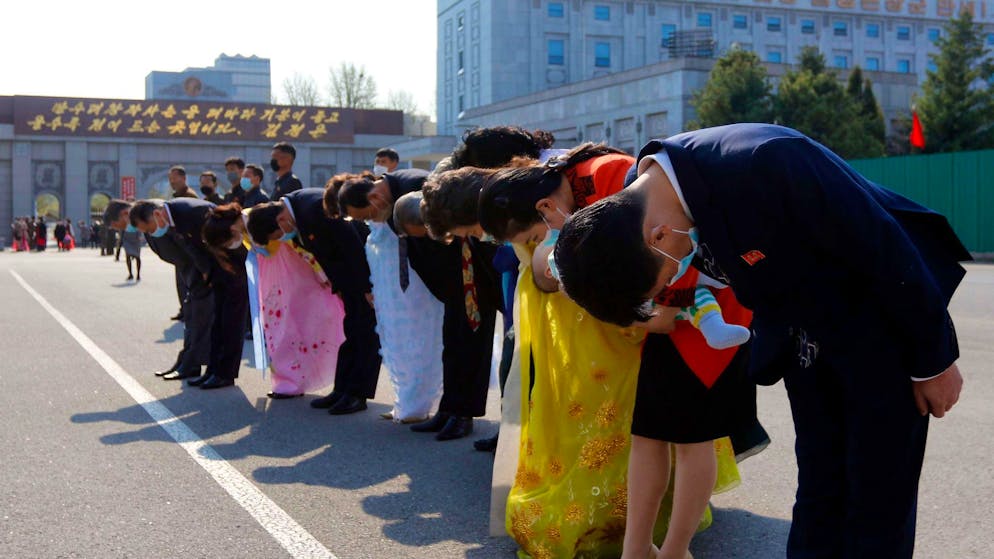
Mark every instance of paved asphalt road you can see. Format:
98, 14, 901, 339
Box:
0, 249, 991, 558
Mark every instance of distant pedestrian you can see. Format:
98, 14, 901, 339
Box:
121, 226, 142, 281
269, 142, 302, 200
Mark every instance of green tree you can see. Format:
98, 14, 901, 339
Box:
846, 66, 887, 146
915, 10, 994, 153
691, 47, 773, 128
774, 46, 883, 158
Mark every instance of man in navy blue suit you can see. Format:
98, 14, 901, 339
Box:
553, 124, 968, 558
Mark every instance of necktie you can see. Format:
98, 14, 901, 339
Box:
398, 236, 410, 292
461, 238, 481, 331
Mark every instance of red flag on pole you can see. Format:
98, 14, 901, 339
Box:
910, 111, 926, 149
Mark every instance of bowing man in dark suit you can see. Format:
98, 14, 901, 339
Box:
246, 189, 381, 415
553, 123, 969, 559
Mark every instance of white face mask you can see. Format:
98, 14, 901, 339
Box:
226, 233, 243, 250
372, 164, 388, 176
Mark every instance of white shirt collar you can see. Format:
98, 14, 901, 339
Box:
638, 150, 694, 222
281, 196, 296, 224
162, 203, 175, 226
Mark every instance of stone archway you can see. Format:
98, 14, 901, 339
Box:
90, 192, 111, 220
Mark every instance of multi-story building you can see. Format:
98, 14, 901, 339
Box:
146, 54, 272, 104
427, 0, 994, 156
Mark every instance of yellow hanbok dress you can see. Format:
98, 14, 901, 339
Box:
507, 257, 740, 559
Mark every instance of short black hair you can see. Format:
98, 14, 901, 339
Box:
224, 156, 246, 169
555, 188, 661, 327
477, 164, 559, 241
422, 167, 492, 239
451, 126, 555, 169
272, 142, 296, 159
245, 164, 264, 181
375, 148, 399, 162
169, 165, 186, 177
102, 199, 133, 225
129, 200, 163, 227
200, 171, 217, 185
338, 177, 375, 212
246, 202, 283, 246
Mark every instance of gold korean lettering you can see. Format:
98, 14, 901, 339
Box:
51, 101, 69, 115
239, 108, 256, 120
105, 102, 124, 116
127, 120, 144, 133
64, 116, 81, 132
181, 105, 200, 120
161, 104, 177, 119
201, 122, 217, 135
147, 120, 161, 134
27, 115, 47, 131
189, 121, 202, 135
292, 109, 306, 122
142, 104, 160, 118
124, 103, 142, 117
168, 121, 187, 135
885, 0, 904, 11
48, 116, 63, 131
260, 107, 277, 121
908, 0, 925, 14
87, 102, 104, 116
68, 102, 85, 115
224, 107, 240, 119
837, 0, 855, 8
325, 111, 340, 123
310, 109, 327, 124
811, 0, 829, 6
276, 108, 292, 122
262, 123, 281, 138
285, 123, 306, 138
107, 119, 123, 133
862, 0, 881, 10
206, 107, 224, 120
308, 123, 328, 139
87, 118, 106, 132
959, 1, 975, 16
937, 0, 954, 15
214, 122, 238, 135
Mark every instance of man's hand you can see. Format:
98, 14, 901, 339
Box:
912, 363, 963, 418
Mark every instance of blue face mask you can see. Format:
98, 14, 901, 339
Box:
278, 222, 297, 242
480, 232, 498, 244
240, 177, 253, 189
149, 213, 169, 238
544, 229, 562, 281
124, 224, 138, 233
649, 227, 699, 286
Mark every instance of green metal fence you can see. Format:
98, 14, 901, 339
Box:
850, 150, 994, 253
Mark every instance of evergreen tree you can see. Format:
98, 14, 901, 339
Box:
846, 67, 887, 146
915, 10, 994, 153
774, 46, 883, 158
690, 47, 773, 128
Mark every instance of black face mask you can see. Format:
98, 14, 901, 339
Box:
270, 159, 280, 172
201, 186, 215, 196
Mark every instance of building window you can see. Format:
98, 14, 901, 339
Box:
767, 17, 782, 32
697, 12, 712, 28
866, 57, 880, 71
988, 33, 994, 45
866, 23, 880, 38
458, 51, 464, 72
595, 42, 611, 67
733, 14, 748, 29
548, 2, 564, 18
897, 26, 911, 40
767, 51, 783, 63
897, 59, 911, 73
834, 21, 848, 37
458, 95, 464, 113
928, 28, 941, 42
457, 15, 464, 29
548, 39, 565, 65
661, 23, 677, 47
834, 55, 848, 69
927, 60, 938, 72
594, 5, 610, 21
801, 19, 816, 34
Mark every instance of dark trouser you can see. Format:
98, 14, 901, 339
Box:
175, 268, 188, 316
176, 273, 213, 375
205, 269, 248, 380
438, 303, 497, 418
783, 336, 928, 559
332, 292, 382, 399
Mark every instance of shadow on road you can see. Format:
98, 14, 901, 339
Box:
154, 322, 184, 344
691, 507, 791, 557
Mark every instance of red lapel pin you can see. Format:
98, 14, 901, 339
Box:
741, 250, 766, 266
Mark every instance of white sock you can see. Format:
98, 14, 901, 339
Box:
698, 311, 751, 350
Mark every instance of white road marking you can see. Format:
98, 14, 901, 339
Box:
10, 270, 337, 559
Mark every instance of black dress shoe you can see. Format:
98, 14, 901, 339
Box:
310, 392, 343, 409
436, 417, 473, 441
473, 434, 499, 452
187, 374, 212, 387
170, 312, 184, 321
200, 376, 235, 390
328, 395, 367, 415
163, 369, 200, 381
267, 391, 303, 399
410, 412, 452, 433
